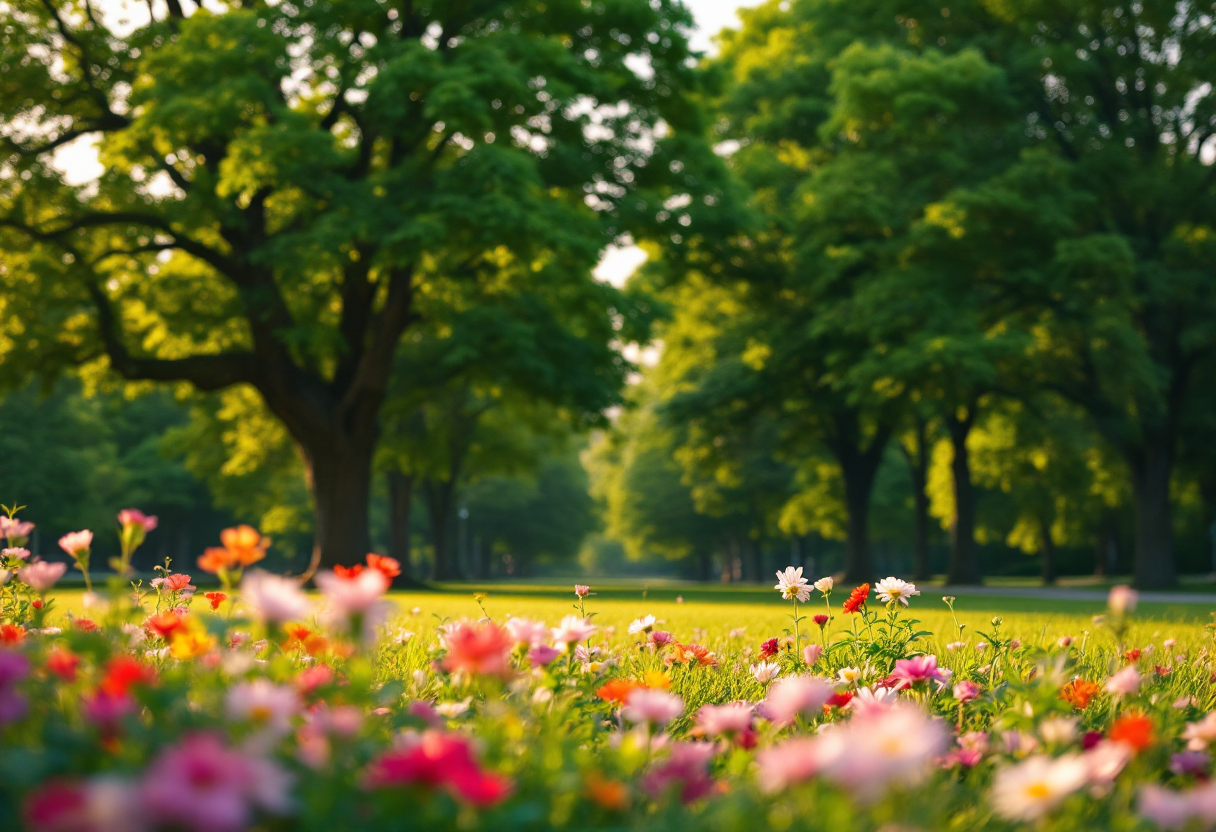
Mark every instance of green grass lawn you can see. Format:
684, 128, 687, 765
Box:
48, 579, 1214, 653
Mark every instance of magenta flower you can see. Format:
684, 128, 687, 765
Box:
527, 645, 561, 667
0, 651, 30, 725
642, 742, 717, 804
888, 655, 950, 690
140, 733, 292, 832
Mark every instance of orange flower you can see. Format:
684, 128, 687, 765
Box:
1059, 678, 1101, 710
1110, 713, 1154, 752
197, 525, 268, 574
282, 624, 330, 657
0, 623, 26, 644
842, 583, 870, 614
585, 772, 630, 811
665, 643, 719, 667
596, 679, 642, 705
333, 564, 364, 579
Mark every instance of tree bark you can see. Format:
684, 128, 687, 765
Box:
1128, 430, 1178, 589
1039, 515, 1057, 585
424, 478, 460, 580
945, 409, 982, 585
901, 416, 931, 582
826, 411, 892, 584
303, 432, 376, 575
387, 470, 415, 582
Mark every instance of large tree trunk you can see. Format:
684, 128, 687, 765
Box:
1039, 515, 1057, 585
304, 433, 376, 575
387, 470, 415, 583
945, 409, 981, 585
827, 411, 892, 584
1128, 430, 1178, 589
901, 416, 931, 582
424, 479, 460, 580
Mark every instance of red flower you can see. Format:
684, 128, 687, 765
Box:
45, 648, 80, 683
295, 664, 335, 695
825, 690, 854, 710
813, 614, 830, 626
144, 611, 183, 640
364, 730, 512, 806
1124, 648, 1142, 662
759, 638, 780, 660
333, 564, 364, 579
842, 583, 870, 614
1110, 713, 1154, 752
366, 554, 401, 581
31, 599, 43, 610
73, 618, 98, 633
204, 591, 227, 611
0, 623, 26, 644
99, 656, 157, 697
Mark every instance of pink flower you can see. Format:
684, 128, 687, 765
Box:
118, 509, 158, 533
240, 570, 313, 625
953, 680, 981, 703
642, 742, 716, 804
159, 573, 195, 593
527, 645, 560, 667
82, 691, 135, 730
756, 737, 821, 791
364, 730, 511, 806
1109, 584, 1138, 616
1138, 784, 1200, 830
802, 644, 823, 666
761, 674, 832, 726
622, 689, 684, 728
505, 617, 548, 648
696, 702, 756, 746
648, 630, 674, 648
141, 733, 292, 832
58, 530, 93, 557
887, 655, 950, 690
1105, 665, 1142, 696
811, 703, 950, 801
0, 516, 34, 544
574, 584, 591, 598
441, 620, 513, 677
550, 615, 596, 647
2, 546, 30, 560
225, 679, 300, 737
315, 569, 389, 618
18, 561, 67, 593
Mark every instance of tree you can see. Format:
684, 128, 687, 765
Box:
0, 0, 725, 569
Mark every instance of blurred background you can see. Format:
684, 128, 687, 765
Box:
2, 0, 1214, 588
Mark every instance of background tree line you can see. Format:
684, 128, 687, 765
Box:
2, 0, 1215, 587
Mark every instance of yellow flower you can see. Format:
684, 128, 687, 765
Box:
169, 621, 217, 660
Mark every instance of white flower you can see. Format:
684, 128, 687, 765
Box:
838, 666, 862, 685
550, 615, 596, 646
628, 615, 658, 635
751, 661, 782, 683
240, 570, 312, 625
990, 754, 1089, 821
774, 566, 811, 602
874, 577, 920, 606
435, 698, 472, 718
813, 576, 834, 594
393, 629, 415, 645
1038, 716, 1079, 746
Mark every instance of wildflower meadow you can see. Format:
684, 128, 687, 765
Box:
2, 511, 1216, 832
